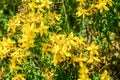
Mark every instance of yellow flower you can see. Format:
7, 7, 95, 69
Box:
87, 55, 101, 63
22, 0, 30, 2
62, 44, 71, 57
86, 42, 99, 56
76, 7, 89, 19
96, 0, 109, 13
40, 0, 53, 9
7, 16, 20, 34
12, 74, 26, 80
88, 4, 98, 15
41, 43, 48, 55
101, 70, 110, 80
53, 53, 58, 66
105, 0, 113, 6
78, 65, 90, 80
73, 53, 87, 67
9, 62, 21, 73
0, 37, 15, 59
87, 57, 93, 63
68, 32, 74, 38
78, 37, 85, 50
93, 56, 101, 62
87, 42, 100, 63
35, 0, 40, 3
28, 1, 36, 11
79, 65, 89, 74
10, 48, 30, 63
76, 0, 86, 6
39, 22, 49, 36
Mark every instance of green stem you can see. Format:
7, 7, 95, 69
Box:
62, 0, 70, 33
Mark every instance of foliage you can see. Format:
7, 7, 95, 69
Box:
0, 0, 120, 80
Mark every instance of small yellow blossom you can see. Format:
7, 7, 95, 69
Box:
76, 0, 86, 6
73, 53, 87, 67
105, 0, 113, 6
39, 22, 49, 36
101, 70, 110, 80
0, 37, 15, 59
87, 42, 100, 63
9, 62, 21, 73
78, 65, 90, 80
40, 0, 53, 9
12, 74, 26, 80
76, 7, 89, 19
96, 0, 109, 13
86, 42, 99, 56
10, 49, 30, 64
88, 4, 98, 15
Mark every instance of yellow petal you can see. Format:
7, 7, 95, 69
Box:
104, 6, 109, 11
93, 57, 101, 62
87, 58, 93, 63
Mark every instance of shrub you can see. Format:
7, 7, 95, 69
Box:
1, 0, 119, 80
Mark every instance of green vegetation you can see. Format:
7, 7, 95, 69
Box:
0, 0, 120, 80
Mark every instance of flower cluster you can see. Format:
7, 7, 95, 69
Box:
42, 32, 107, 80
76, 0, 113, 18
0, 0, 111, 79
0, 0, 57, 79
